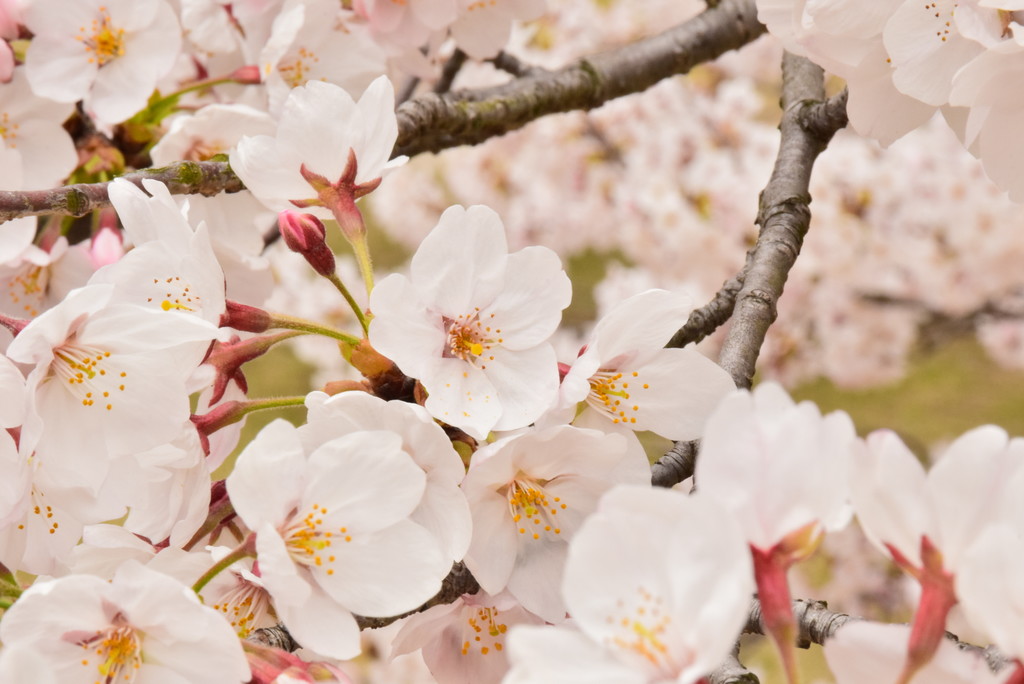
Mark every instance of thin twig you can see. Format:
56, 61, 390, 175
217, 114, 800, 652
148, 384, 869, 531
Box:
489, 50, 538, 78
667, 266, 749, 349
354, 561, 480, 630
397, 75, 421, 105
434, 49, 468, 94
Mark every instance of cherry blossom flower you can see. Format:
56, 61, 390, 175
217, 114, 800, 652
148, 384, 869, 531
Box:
260, 0, 385, 113
0, 560, 250, 684
116, 430, 212, 548
948, 35, 1024, 201
230, 75, 404, 223
390, 590, 544, 684
0, 644, 57, 684
24, 0, 182, 124
355, 0, 457, 55
6, 284, 218, 493
450, 0, 546, 59
0, 228, 93, 330
101, 178, 228, 332
851, 427, 1024, 681
556, 288, 734, 440
956, 524, 1024, 676
149, 103, 276, 166
824, 622, 1011, 684
504, 485, 754, 683
460, 424, 650, 621
0, 68, 77, 189
180, 0, 242, 55
696, 382, 856, 683
181, 192, 276, 307
226, 419, 449, 659
302, 390, 472, 564
0, 454, 113, 575
697, 382, 855, 552
231, 75, 402, 288
883, 1, 982, 106
370, 204, 571, 439
0, 149, 90, 337
0, 351, 24, 428
200, 546, 277, 639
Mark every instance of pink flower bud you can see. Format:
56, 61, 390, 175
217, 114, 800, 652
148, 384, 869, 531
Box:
243, 638, 353, 683
89, 224, 125, 268
278, 210, 336, 277
220, 300, 272, 333
229, 65, 261, 85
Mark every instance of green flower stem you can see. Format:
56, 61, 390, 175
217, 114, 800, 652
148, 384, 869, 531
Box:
327, 273, 369, 333
268, 312, 361, 346
149, 76, 236, 112
192, 534, 257, 595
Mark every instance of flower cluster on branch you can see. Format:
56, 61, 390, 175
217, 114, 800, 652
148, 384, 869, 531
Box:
2, 1, 1024, 684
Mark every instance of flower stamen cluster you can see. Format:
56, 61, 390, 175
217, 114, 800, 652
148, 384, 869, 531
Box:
444, 310, 500, 364
608, 586, 676, 671
74, 618, 142, 682
211, 581, 273, 639
507, 479, 564, 540
76, 7, 126, 66
282, 503, 348, 576
462, 606, 508, 657
587, 369, 646, 425
52, 345, 126, 411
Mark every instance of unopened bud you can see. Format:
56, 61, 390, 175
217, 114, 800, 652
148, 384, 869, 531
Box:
230, 64, 261, 84
89, 223, 124, 268
279, 210, 336, 277
221, 300, 272, 333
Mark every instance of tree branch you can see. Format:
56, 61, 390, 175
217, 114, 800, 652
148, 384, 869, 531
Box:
0, 0, 765, 223
0, 161, 243, 222
745, 598, 859, 648
354, 561, 480, 630
709, 645, 760, 684
393, 0, 765, 157
651, 439, 700, 488
667, 266, 748, 349
489, 50, 539, 78
651, 53, 850, 488
434, 49, 468, 94
743, 597, 1010, 673
715, 52, 844, 389
249, 562, 480, 652
800, 88, 849, 141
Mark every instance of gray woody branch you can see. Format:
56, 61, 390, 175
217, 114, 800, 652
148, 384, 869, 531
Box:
651, 61, 849, 489
392, 0, 764, 156
716, 53, 843, 390
0, 0, 764, 223
744, 598, 1009, 673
